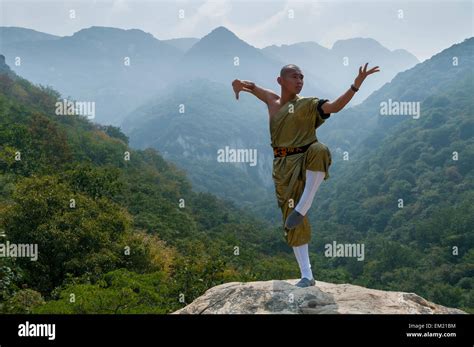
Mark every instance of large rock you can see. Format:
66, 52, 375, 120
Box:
174, 280, 466, 314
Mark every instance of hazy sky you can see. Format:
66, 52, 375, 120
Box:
1, 0, 472, 61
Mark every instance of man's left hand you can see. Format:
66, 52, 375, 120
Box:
354, 63, 380, 89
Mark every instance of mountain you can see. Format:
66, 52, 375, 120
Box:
163, 37, 199, 52
323, 37, 474, 155
0, 27, 59, 48
262, 41, 338, 92
262, 37, 419, 105
122, 78, 277, 218
0, 26, 419, 125
174, 280, 466, 314
161, 26, 328, 98
0, 26, 183, 125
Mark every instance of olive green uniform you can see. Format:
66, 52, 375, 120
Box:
270, 95, 332, 247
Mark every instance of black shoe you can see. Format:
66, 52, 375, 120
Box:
285, 210, 304, 229
295, 278, 316, 288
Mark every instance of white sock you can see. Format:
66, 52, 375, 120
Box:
293, 243, 313, 280
295, 170, 325, 216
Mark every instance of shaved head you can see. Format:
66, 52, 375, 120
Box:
278, 64, 304, 94
280, 64, 302, 77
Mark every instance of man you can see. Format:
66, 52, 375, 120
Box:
232, 63, 380, 287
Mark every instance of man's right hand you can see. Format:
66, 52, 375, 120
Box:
232, 79, 255, 100
232, 80, 279, 106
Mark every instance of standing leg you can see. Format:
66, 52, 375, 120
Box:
293, 243, 313, 279
293, 243, 315, 287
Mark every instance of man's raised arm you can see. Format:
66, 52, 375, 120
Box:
321, 63, 380, 114
232, 79, 279, 104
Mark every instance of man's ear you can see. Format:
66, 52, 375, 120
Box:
277, 76, 281, 85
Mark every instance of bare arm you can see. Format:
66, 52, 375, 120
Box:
322, 87, 357, 114
322, 63, 380, 114
232, 79, 279, 104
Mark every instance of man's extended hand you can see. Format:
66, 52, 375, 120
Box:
321, 63, 381, 114
232, 79, 255, 100
354, 63, 380, 89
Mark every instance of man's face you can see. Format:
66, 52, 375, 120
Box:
278, 69, 304, 94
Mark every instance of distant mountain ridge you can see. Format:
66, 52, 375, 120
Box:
1, 25, 418, 124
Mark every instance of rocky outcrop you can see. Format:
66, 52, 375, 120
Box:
0, 55, 16, 78
174, 280, 466, 314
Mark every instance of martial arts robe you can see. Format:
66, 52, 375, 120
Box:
270, 95, 332, 247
